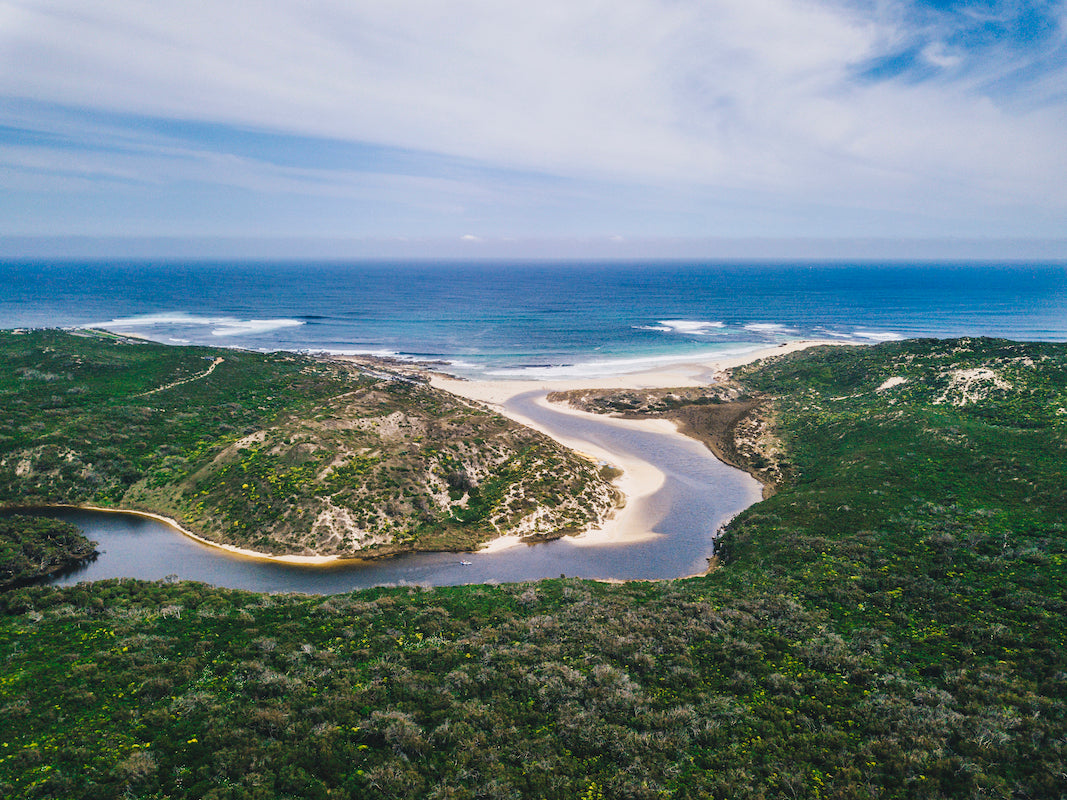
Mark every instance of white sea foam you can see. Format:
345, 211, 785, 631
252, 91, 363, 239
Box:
484, 345, 767, 380
312, 347, 402, 358
441, 359, 481, 371
95, 312, 305, 337
813, 327, 854, 339
655, 320, 726, 335
211, 319, 305, 337
95, 312, 197, 328
852, 330, 904, 342
743, 322, 798, 334
813, 327, 903, 342
312, 349, 482, 372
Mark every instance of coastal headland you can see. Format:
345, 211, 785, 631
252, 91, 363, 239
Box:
0, 328, 832, 567
0, 329, 626, 561
0, 329, 822, 566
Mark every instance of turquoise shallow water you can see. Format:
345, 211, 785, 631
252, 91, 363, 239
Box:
3, 260, 1065, 377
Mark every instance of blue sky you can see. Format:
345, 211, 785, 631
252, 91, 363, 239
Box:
2, 1, 1066, 257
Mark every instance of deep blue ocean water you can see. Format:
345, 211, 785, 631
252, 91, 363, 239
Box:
1, 260, 1066, 377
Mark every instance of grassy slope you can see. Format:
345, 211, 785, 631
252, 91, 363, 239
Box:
0, 337, 1064, 799
0, 330, 614, 556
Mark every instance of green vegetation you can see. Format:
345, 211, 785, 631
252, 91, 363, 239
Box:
0, 337, 1064, 798
0, 515, 96, 588
0, 330, 614, 556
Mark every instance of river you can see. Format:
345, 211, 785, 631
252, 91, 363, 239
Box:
37, 392, 761, 594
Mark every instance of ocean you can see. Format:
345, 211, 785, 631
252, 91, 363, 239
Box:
2, 260, 1066, 377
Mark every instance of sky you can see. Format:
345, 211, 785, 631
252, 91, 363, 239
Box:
2, 0, 1066, 258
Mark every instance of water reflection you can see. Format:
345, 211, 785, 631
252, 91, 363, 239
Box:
33, 393, 761, 594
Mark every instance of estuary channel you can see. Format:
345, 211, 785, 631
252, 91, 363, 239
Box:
40, 392, 761, 594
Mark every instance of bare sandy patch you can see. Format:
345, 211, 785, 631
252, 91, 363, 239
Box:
877, 376, 908, 392
935, 367, 1012, 406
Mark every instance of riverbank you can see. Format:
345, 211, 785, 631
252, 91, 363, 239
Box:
52, 506, 348, 565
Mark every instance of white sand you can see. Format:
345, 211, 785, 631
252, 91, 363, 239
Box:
483, 392, 677, 550
430, 340, 836, 405
430, 340, 839, 549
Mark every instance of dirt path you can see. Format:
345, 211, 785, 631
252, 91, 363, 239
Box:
136, 357, 224, 397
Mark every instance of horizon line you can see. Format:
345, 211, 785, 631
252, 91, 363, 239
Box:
3, 235, 1067, 262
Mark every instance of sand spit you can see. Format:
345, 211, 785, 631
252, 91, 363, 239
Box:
431, 340, 837, 548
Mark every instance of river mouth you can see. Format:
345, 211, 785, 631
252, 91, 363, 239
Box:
13, 394, 761, 594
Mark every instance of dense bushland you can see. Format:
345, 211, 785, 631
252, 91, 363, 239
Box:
0, 515, 96, 588
0, 330, 613, 556
0, 337, 1064, 799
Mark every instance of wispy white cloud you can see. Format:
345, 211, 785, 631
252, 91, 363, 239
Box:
1, 0, 1065, 240
920, 42, 963, 69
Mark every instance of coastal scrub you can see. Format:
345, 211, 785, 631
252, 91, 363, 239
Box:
0, 515, 96, 588
0, 337, 1064, 798
0, 330, 616, 556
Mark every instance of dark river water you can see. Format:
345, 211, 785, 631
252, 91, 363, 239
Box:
36, 392, 760, 594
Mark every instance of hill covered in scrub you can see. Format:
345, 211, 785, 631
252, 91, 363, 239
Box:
0, 330, 616, 556
0, 515, 97, 588
0, 337, 1065, 799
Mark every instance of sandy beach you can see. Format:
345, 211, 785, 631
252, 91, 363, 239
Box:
71, 505, 346, 565
430, 340, 833, 405
429, 340, 837, 550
